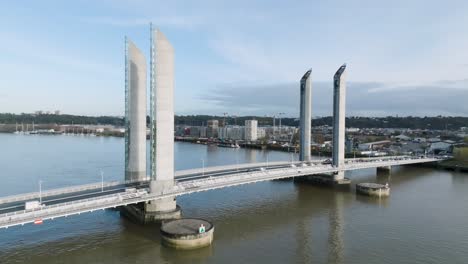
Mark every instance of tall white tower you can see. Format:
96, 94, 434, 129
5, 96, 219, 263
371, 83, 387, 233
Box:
245, 120, 258, 141
147, 26, 179, 214
124, 38, 147, 181
299, 69, 312, 162
332, 64, 347, 180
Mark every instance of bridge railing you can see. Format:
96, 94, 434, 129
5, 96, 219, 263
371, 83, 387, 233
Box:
0, 177, 150, 205
0, 189, 149, 222
174, 160, 305, 177
0, 156, 442, 229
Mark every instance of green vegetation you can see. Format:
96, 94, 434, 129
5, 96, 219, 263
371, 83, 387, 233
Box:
0, 113, 124, 126
1, 113, 468, 130
454, 147, 468, 161
440, 146, 468, 168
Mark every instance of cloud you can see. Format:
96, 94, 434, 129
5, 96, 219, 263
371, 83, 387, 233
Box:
0, 32, 117, 75
80, 16, 204, 29
200, 79, 468, 117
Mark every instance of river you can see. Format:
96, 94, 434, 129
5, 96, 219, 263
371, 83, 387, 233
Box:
0, 133, 467, 264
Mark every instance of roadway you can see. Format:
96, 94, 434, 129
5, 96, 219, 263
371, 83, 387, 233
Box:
0, 161, 305, 214
0, 156, 442, 229
0, 156, 428, 214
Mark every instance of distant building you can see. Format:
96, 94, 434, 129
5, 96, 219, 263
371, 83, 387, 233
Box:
358, 140, 391, 151
207, 120, 219, 138
429, 142, 452, 153
54, 110, 60, 115
189, 126, 201, 137
346, 128, 360, 133
186, 126, 207, 138
427, 137, 441, 143
346, 138, 354, 153
245, 120, 258, 141
200, 126, 207, 138
218, 126, 244, 140
219, 119, 226, 127
218, 127, 227, 139
395, 134, 411, 141
257, 127, 266, 139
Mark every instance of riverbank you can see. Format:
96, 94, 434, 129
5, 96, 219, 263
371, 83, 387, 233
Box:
437, 159, 468, 172
409, 158, 468, 173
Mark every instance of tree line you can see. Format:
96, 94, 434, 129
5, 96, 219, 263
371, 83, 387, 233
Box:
1, 113, 468, 130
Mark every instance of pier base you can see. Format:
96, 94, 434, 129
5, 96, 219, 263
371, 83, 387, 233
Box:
161, 218, 214, 250
121, 199, 181, 224
377, 166, 392, 173
356, 183, 390, 197
295, 173, 351, 188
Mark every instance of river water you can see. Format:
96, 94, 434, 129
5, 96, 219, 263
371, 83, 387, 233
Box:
0, 133, 467, 264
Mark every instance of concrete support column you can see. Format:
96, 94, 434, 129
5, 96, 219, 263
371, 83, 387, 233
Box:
147, 26, 180, 220
377, 166, 392, 171
124, 38, 147, 181
377, 166, 392, 176
333, 171, 345, 181
299, 69, 312, 162
332, 64, 347, 181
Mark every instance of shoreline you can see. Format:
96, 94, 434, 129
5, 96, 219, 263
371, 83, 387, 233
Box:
4, 132, 466, 173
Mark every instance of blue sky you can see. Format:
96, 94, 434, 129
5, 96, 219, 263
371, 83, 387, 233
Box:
1, 0, 467, 117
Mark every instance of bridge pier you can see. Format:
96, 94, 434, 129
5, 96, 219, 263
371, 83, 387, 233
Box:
377, 166, 392, 173
120, 201, 181, 224
141, 180, 182, 222
144, 198, 181, 222
295, 171, 351, 188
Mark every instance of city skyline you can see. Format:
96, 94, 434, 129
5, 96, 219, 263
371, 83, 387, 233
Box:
1, 0, 468, 117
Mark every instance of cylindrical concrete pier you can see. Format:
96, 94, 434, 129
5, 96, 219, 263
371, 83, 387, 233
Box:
377, 166, 392, 172
356, 183, 390, 197
161, 218, 214, 250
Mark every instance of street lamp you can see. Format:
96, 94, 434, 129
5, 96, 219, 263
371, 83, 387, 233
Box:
101, 170, 104, 192
201, 159, 205, 177
39, 180, 43, 205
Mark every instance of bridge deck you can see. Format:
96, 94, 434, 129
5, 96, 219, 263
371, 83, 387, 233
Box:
0, 156, 440, 229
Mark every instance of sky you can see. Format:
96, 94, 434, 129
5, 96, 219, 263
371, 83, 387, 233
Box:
1, 0, 468, 117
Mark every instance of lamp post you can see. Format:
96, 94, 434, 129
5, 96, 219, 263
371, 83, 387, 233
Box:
101, 170, 104, 192
201, 159, 205, 177
39, 180, 43, 205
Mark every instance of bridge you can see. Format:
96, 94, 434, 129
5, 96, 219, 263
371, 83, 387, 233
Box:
0, 156, 440, 229
1, 27, 446, 231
